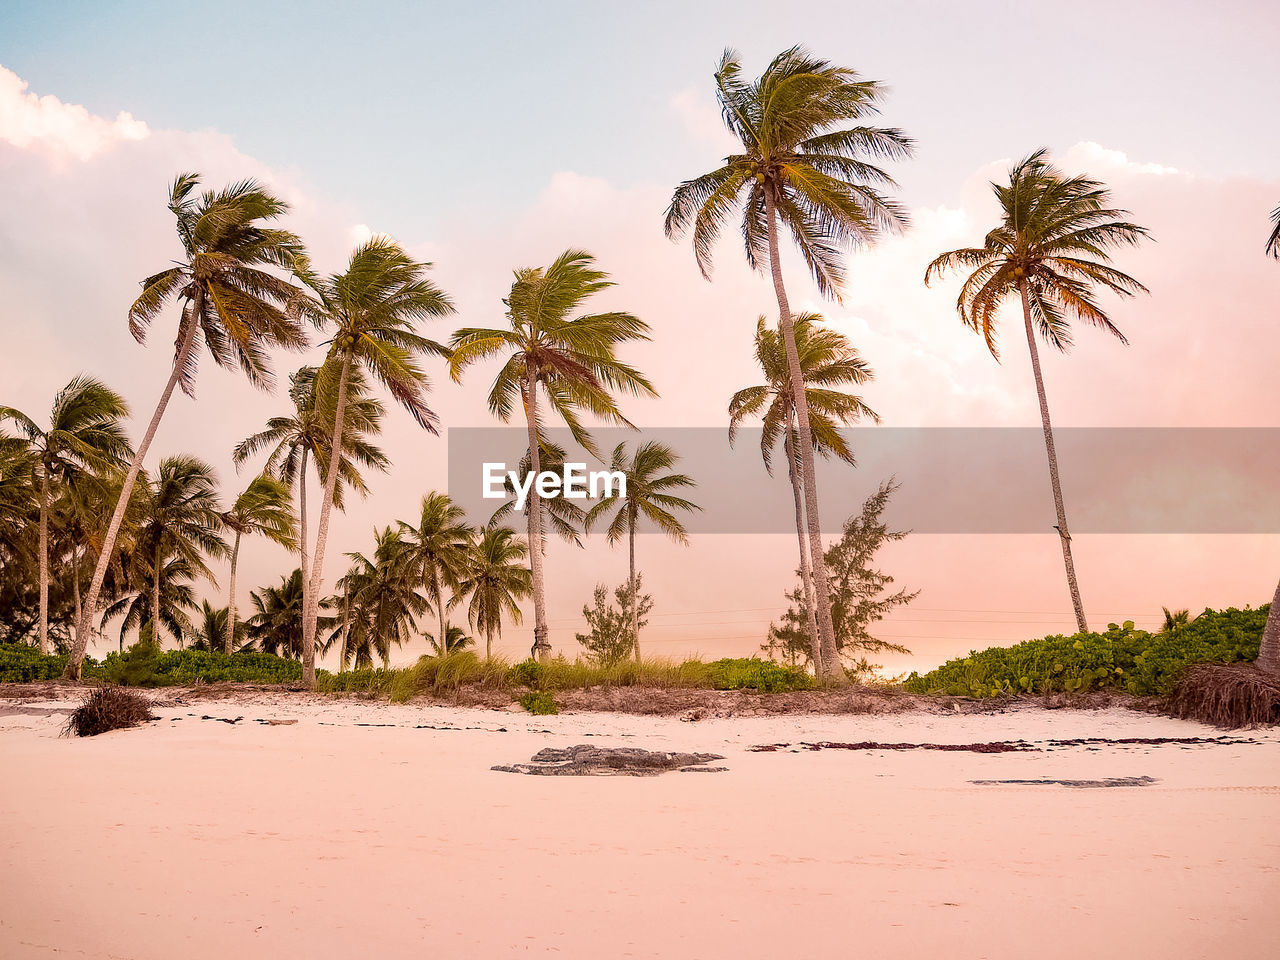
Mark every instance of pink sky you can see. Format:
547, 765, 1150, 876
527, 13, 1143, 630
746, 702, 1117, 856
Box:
1, 64, 1276, 674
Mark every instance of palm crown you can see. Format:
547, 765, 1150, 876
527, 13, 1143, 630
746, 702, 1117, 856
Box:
129, 174, 310, 395
460, 524, 531, 657
220, 474, 296, 548
729, 314, 876, 472
664, 45, 912, 297
584, 441, 700, 545
924, 148, 1150, 356
0, 376, 132, 482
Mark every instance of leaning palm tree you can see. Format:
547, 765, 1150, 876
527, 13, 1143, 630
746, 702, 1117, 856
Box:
218, 474, 296, 653
293, 238, 454, 688
0, 376, 132, 654
450, 249, 655, 660
924, 149, 1150, 632
132, 455, 227, 645
66, 175, 309, 679
459, 524, 531, 659
729, 315, 876, 671
584, 441, 699, 660
399, 493, 474, 660
233, 365, 389, 594
1267, 205, 1280, 259
665, 46, 911, 680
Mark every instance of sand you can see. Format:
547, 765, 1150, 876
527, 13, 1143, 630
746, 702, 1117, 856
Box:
1, 692, 1277, 959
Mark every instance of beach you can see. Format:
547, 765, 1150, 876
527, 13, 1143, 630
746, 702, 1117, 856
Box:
1, 693, 1276, 959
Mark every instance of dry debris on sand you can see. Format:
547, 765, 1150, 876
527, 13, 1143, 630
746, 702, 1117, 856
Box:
493, 744, 727, 776
64, 687, 154, 737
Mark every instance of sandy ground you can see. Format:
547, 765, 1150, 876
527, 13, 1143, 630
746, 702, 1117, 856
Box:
1, 693, 1277, 960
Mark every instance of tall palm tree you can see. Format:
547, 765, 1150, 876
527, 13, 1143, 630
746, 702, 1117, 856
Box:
487, 440, 587, 547
67, 175, 309, 679
293, 238, 454, 688
584, 441, 699, 661
233, 365, 388, 596
399, 493, 474, 659
133, 455, 227, 645
665, 47, 910, 680
924, 149, 1150, 632
459, 524, 531, 659
729, 314, 876, 671
1267, 205, 1280, 259
450, 249, 655, 660
101, 555, 201, 650
218, 474, 297, 653
328, 527, 424, 670
0, 376, 132, 654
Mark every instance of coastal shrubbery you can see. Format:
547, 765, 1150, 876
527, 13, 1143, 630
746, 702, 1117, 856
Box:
0, 645, 80, 682
904, 605, 1268, 698
0, 643, 307, 687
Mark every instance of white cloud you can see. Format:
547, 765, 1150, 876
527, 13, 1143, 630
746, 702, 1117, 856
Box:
0, 65, 148, 163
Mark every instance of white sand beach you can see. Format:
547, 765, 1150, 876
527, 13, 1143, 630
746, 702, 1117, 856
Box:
1, 694, 1277, 960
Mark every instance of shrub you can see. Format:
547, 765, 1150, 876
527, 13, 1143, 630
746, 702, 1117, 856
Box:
519, 691, 559, 715
705, 657, 813, 693
0, 644, 71, 682
904, 605, 1269, 698
65, 687, 154, 737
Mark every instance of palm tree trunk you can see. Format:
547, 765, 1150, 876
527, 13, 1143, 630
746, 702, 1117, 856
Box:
1019, 282, 1088, 633
783, 414, 822, 672
65, 297, 201, 679
304, 352, 353, 689
1255, 576, 1280, 675
72, 545, 82, 649
152, 542, 163, 645
38, 465, 50, 655
225, 531, 241, 654
486, 623, 493, 661
522, 371, 550, 661
629, 511, 640, 663
439, 594, 449, 657
765, 187, 844, 682
298, 447, 310, 590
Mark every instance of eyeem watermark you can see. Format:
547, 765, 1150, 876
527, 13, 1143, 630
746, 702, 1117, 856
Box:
482, 462, 626, 510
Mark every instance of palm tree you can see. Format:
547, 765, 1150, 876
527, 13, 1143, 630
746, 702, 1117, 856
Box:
101, 555, 201, 650
924, 150, 1150, 632
66, 175, 309, 679
450, 249, 655, 660
328, 527, 425, 670
425, 625, 474, 656
0, 376, 132, 654
294, 238, 454, 688
1267, 205, 1280, 259
218, 475, 296, 653
233, 365, 389, 596
1258, 578, 1280, 675
729, 314, 876, 671
584, 441, 699, 660
459, 524, 531, 659
399, 493, 474, 660
488, 440, 587, 547
188, 600, 249, 653
1161, 607, 1191, 633
133, 456, 227, 645
245, 569, 332, 659
664, 47, 910, 680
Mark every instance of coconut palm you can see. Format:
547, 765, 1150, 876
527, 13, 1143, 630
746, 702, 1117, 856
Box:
487, 440, 588, 547
729, 314, 876, 671
328, 527, 425, 670
67, 175, 309, 679
100, 555, 201, 650
233, 365, 389, 594
399, 493, 474, 660
245, 569, 333, 659
924, 149, 1150, 632
584, 441, 699, 660
0, 376, 132, 654
425, 625, 474, 656
665, 46, 911, 680
450, 249, 655, 660
132, 456, 227, 645
188, 601, 249, 653
1267, 205, 1280, 259
293, 238, 454, 688
460, 524, 532, 659
218, 475, 297, 653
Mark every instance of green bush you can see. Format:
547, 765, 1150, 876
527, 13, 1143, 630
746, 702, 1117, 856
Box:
95, 646, 306, 687
0, 644, 72, 682
705, 657, 813, 693
903, 605, 1269, 698
519, 691, 559, 715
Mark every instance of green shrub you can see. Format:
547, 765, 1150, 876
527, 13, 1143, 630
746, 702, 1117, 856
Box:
95, 646, 306, 687
508, 659, 543, 689
705, 657, 813, 693
904, 605, 1269, 698
519, 691, 559, 715
0, 644, 71, 682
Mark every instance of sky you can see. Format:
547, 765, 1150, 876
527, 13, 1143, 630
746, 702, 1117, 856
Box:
1, 1, 1277, 672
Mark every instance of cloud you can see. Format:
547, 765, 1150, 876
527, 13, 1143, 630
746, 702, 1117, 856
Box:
0, 65, 148, 164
